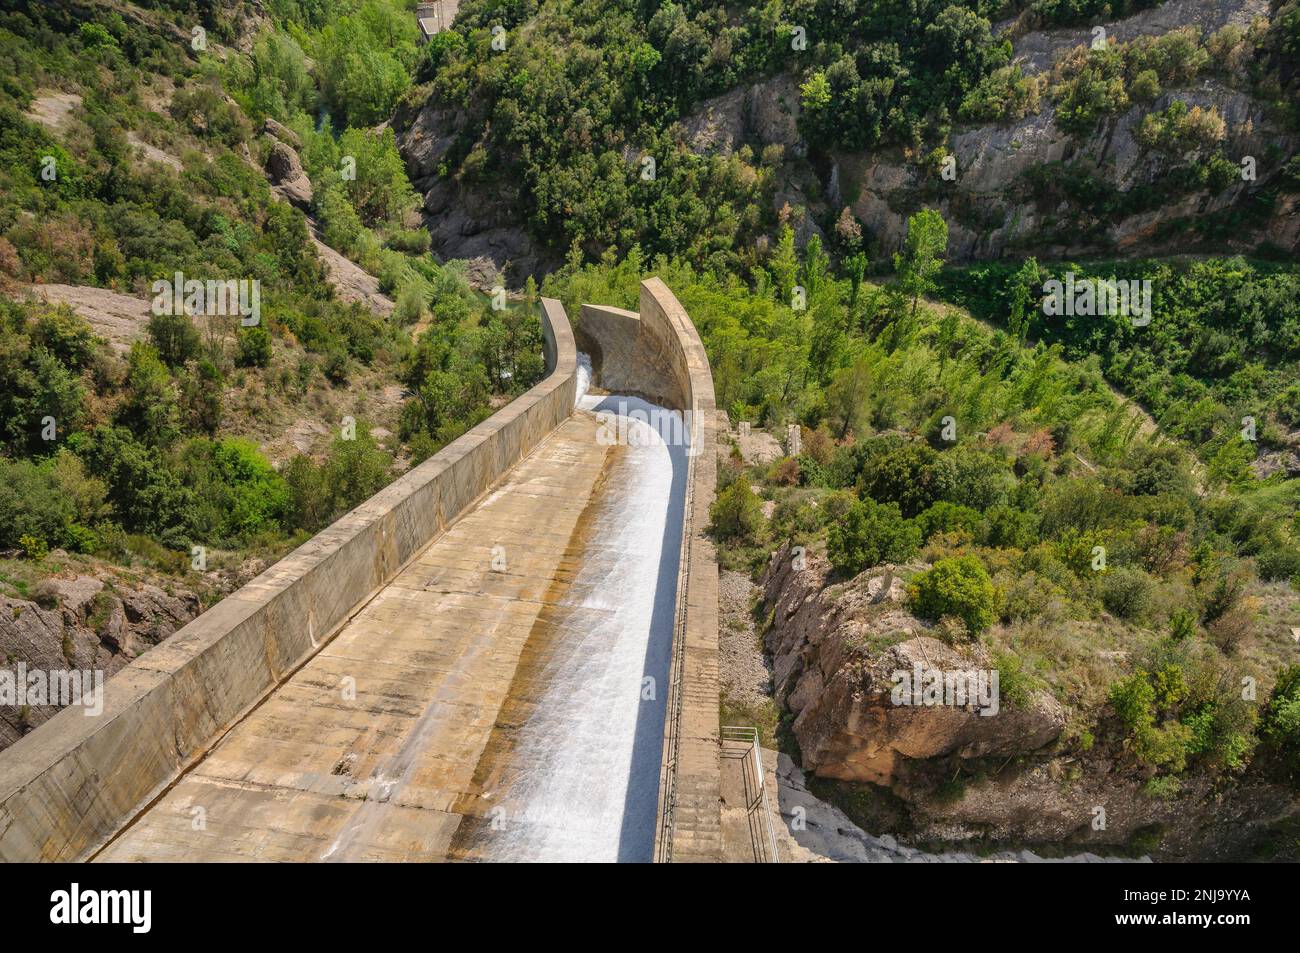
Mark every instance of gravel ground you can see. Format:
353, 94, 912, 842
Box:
719, 569, 773, 708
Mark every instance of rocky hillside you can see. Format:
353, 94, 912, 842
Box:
0, 560, 203, 749
682, 0, 1297, 262
399, 0, 1299, 278
764, 542, 1068, 787
761, 540, 1300, 860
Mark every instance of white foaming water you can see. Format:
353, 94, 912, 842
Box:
479, 394, 688, 862
574, 351, 593, 407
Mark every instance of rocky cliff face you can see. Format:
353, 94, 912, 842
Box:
395, 1, 1294, 277
761, 541, 1300, 859
763, 542, 1066, 787
1009, 0, 1270, 73
0, 571, 202, 750
841, 79, 1297, 261
677, 0, 1297, 263
394, 101, 553, 286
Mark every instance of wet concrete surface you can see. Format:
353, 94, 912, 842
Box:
96, 403, 686, 862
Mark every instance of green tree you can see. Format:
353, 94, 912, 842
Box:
182, 358, 224, 436
116, 342, 179, 447
237, 324, 273, 368
72, 426, 191, 537
147, 311, 201, 368
1261, 665, 1300, 784
828, 498, 921, 576
1007, 257, 1040, 345
710, 479, 764, 543
845, 252, 868, 310
860, 442, 939, 518
326, 427, 392, 513
825, 355, 873, 439
315, 3, 417, 127
909, 555, 996, 633
769, 226, 799, 304
336, 126, 419, 226
894, 209, 949, 324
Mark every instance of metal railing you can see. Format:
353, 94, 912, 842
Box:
721, 726, 781, 864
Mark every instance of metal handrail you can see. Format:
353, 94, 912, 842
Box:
721, 725, 781, 863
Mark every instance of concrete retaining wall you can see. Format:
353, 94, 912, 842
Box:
0, 299, 577, 862
576, 302, 687, 410
579, 280, 721, 861
635, 278, 722, 864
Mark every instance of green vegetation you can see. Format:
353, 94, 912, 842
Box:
828, 498, 920, 576
1260, 665, 1300, 786
908, 555, 996, 634
543, 200, 1298, 791
938, 258, 1300, 475
709, 478, 765, 545
1, 0, 1297, 825
0, 2, 540, 580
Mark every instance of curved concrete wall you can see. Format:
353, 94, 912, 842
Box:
576, 303, 686, 410
0, 299, 577, 862
634, 278, 722, 863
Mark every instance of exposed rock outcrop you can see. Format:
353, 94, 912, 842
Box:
763, 542, 1066, 786
677, 73, 803, 157
0, 573, 201, 750
1009, 0, 1270, 73
672, 0, 1295, 263
774, 751, 1149, 862
306, 223, 395, 316
19, 284, 150, 354
841, 79, 1296, 260
266, 140, 314, 209
263, 116, 301, 149
760, 542, 1300, 859
395, 103, 552, 285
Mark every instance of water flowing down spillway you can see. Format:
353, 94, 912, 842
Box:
573, 351, 593, 406
93, 393, 691, 863
466, 395, 689, 862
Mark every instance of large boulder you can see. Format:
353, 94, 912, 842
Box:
762, 542, 1066, 786
266, 140, 313, 209
262, 116, 301, 149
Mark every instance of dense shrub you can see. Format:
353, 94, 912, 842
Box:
178, 439, 290, 545
0, 452, 108, 552
1101, 567, 1155, 621
147, 311, 201, 369
859, 443, 939, 518
237, 324, 273, 368
917, 501, 983, 541
909, 555, 996, 633
828, 498, 921, 576
1261, 665, 1300, 784
709, 479, 763, 543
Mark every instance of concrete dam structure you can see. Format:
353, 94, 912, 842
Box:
0, 279, 723, 863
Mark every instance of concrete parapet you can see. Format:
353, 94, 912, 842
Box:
0, 299, 577, 862
577, 301, 687, 410
636, 277, 722, 863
